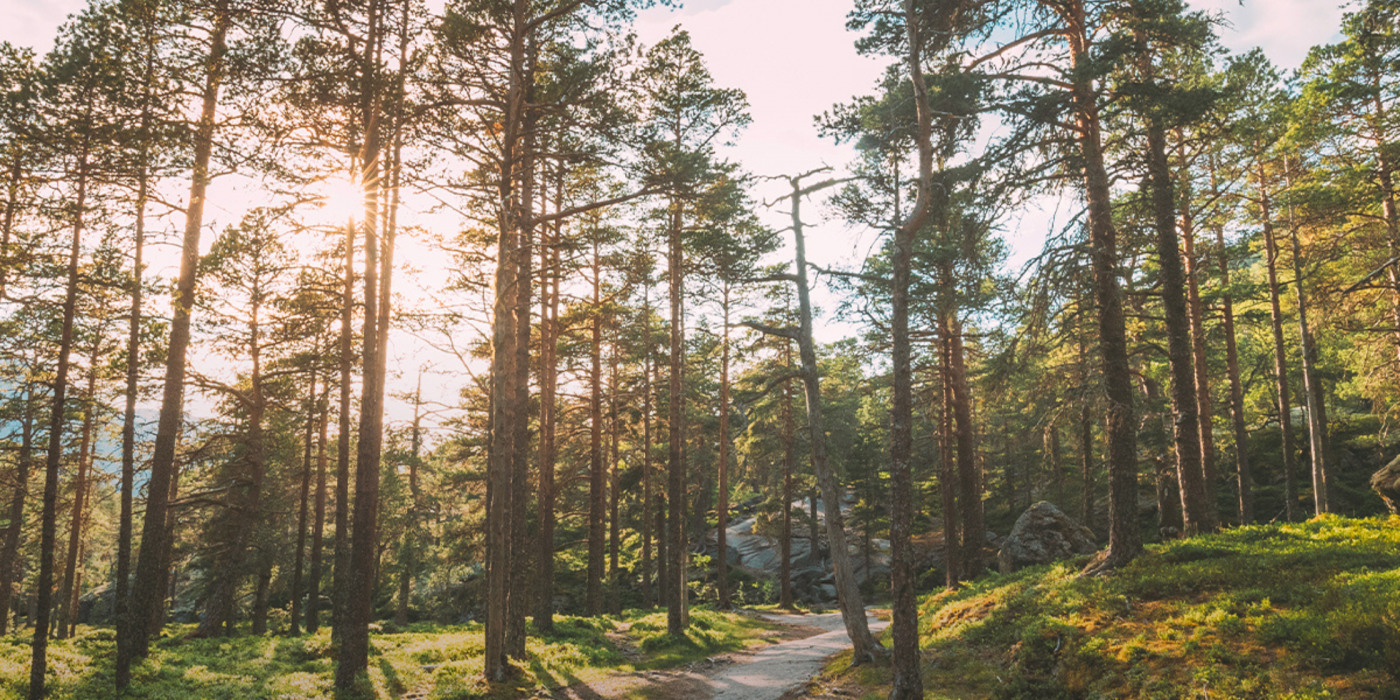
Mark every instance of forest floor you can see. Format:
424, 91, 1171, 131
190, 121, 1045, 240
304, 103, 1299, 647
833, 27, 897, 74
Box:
550, 611, 888, 700
787, 515, 1400, 700
0, 608, 794, 700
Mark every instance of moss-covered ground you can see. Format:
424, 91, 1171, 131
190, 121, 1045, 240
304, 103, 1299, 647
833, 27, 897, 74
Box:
0, 608, 784, 700
808, 515, 1400, 700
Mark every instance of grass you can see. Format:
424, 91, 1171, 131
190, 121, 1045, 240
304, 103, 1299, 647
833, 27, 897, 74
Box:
810, 515, 1400, 700
0, 608, 785, 700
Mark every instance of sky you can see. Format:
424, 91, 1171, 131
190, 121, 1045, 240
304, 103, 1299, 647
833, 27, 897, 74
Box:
0, 0, 1351, 432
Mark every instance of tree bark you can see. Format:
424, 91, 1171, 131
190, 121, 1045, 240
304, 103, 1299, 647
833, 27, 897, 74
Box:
535, 212, 560, 630
1178, 164, 1220, 524
666, 190, 687, 635
120, 4, 231, 685
779, 339, 797, 608
1060, 0, 1141, 574
716, 286, 732, 609
588, 238, 606, 617
1143, 118, 1212, 534
0, 389, 33, 634
787, 172, 879, 662
640, 291, 654, 609
609, 337, 622, 616
331, 213, 355, 641
30, 120, 88, 700
938, 348, 961, 589
291, 368, 318, 635
57, 350, 100, 639
1258, 154, 1300, 521
1282, 160, 1330, 514
307, 391, 329, 633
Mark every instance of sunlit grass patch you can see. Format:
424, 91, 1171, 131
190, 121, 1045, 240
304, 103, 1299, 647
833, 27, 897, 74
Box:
823, 515, 1400, 700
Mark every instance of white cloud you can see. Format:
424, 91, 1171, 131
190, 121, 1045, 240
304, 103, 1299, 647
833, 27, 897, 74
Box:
1186, 0, 1346, 71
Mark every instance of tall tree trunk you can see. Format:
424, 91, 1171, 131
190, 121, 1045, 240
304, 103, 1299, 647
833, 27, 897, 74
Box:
889, 1, 937, 683
30, 122, 88, 700
640, 291, 654, 609
1178, 164, 1220, 523
251, 560, 272, 634
1077, 316, 1096, 531
396, 378, 423, 627
336, 42, 388, 684
506, 54, 535, 657
609, 338, 622, 615
0, 390, 33, 634
945, 316, 983, 575
1283, 159, 1330, 514
484, 0, 527, 679
116, 89, 151, 656
307, 391, 330, 633
535, 211, 560, 631
57, 354, 99, 639
291, 368, 318, 635
716, 286, 732, 610
1062, 0, 1141, 572
779, 340, 796, 608
120, 4, 231, 686
1144, 117, 1212, 534
666, 192, 687, 635
587, 238, 606, 617
1209, 176, 1253, 523
1258, 154, 1299, 521
331, 213, 355, 641
938, 348, 961, 589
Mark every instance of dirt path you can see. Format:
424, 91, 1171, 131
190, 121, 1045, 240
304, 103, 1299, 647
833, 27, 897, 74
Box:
551, 611, 888, 700
706, 612, 887, 700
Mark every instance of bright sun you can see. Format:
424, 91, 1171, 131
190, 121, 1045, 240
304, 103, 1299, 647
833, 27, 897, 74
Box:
317, 176, 363, 223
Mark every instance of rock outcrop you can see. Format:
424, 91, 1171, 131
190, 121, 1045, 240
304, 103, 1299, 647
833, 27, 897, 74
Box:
997, 501, 1098, 574
705, 497, 889, 603
1372, 455, 1400, 514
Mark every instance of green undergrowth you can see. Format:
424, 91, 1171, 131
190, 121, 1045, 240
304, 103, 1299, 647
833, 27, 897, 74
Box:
812, 515, 1400, 700
0, 608, 783, 700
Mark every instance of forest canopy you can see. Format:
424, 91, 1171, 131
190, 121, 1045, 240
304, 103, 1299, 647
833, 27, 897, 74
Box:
0, 0, 1398, 698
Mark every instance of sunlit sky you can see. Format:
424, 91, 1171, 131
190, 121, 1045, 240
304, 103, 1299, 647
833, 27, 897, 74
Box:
1, 0, 1348, 432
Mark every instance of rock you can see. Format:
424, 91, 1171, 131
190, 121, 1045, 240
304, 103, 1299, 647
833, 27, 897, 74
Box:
1372, 455, 1400, 514
998, 501, 1098, 574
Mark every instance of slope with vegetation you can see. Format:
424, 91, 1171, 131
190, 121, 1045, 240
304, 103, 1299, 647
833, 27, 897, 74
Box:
808, 516, 1400, 700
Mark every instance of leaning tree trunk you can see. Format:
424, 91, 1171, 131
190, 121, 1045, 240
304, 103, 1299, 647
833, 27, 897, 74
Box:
119, 5, 231, 686
781, 171, 880, 662
1209, 182, 1253, 523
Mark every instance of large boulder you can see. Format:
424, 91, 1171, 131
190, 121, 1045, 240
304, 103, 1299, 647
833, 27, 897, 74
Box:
998, 501, 1098, 574
1372, 455, 1400, 514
